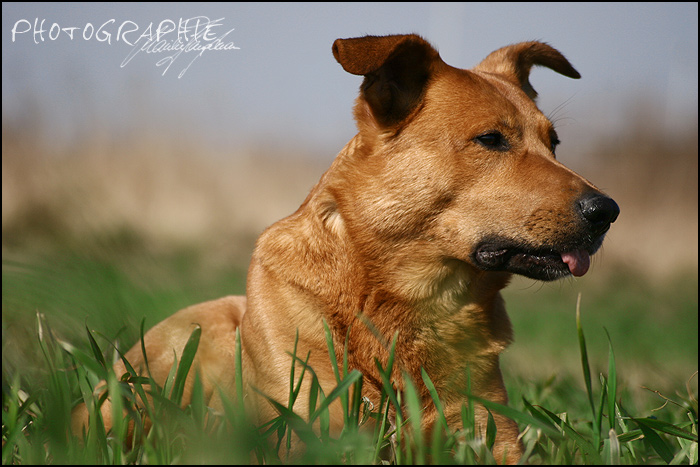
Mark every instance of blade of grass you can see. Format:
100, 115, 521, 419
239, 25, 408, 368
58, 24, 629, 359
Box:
522, 397, 561, 434
576, 293, 601, 447
285, 333, 312, 418
112, 331, 155, 436
605, 328, 618, 432
170, 325, 201, 405
537, 403, 602, 463
323, 320, 341, 383
284, 350, 328, 446
395, 391, 407, 464
421, 368, 448, 434
349, 375, 364, 429
106, 371, 126, 461
234, 327, 245, 414
85, 390, 109, 460
58, 337, 109, 379
485, 408, 497, 451
323, 319, 350, 425
372, 397, 393, 463
374, 332, 400, 416
402, 372, 426, 465
607, 428, 621, 464
636, 420, 674, 463
139, 318, 153, 380
253, 388, 320, 448
375, 359, 400, 420
190, 371, 206, 430
162, 350, 180, 400
309, 370, 363, 422
465, 366, 474, 439
84, 324, 108, 370
597, 374, 608, 445
283, 330, 303, 455
467, 394, 563, 440
288, 329, 299, 412
632, 417, 698, 442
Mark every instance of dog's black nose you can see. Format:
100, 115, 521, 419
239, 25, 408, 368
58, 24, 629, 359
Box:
578, 193, 620, 236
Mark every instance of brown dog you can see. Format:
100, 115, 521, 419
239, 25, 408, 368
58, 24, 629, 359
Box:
73, 34, 619, 463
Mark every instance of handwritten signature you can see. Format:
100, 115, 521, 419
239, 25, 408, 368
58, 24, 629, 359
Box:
11, 16, 240, 78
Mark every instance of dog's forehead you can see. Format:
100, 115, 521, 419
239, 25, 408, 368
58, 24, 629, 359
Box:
428, 66, 554, 131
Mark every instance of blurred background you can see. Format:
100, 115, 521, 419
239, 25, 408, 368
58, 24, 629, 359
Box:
2, 3, 697, 398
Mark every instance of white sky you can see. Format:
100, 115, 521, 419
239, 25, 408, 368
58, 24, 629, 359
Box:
2, 2, 698, 160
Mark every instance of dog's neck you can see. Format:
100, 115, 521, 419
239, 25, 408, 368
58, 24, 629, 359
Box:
250, 132, 516, 399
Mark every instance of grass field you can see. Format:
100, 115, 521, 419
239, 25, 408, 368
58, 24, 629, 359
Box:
2, 245, 697, 464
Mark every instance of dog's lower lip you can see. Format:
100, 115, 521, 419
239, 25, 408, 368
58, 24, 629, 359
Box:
512, 250, 567, 270
474, 243, 575, 280
475, 245, 560, 266
475, 247, 510, 264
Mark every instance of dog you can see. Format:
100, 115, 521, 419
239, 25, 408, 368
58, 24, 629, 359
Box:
72, 34, 619, 464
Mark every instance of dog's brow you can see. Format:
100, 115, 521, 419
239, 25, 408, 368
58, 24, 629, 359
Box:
476, 119, 518, 134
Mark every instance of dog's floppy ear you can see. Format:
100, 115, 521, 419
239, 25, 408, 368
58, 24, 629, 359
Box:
473, 41, 580, 100
333, 34, 440, 127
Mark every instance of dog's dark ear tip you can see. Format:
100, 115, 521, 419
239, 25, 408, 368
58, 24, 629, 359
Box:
565, 67, 582, 80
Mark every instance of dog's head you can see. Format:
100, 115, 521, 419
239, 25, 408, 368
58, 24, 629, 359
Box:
332, 34, 619, 282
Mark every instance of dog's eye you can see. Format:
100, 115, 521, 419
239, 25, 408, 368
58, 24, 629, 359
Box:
475, 132, 510, 151
550, 136, 560, 154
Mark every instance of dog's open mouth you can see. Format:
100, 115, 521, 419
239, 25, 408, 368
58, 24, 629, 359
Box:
473, 241, 595, 281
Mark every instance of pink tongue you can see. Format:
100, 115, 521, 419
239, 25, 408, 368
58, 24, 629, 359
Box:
561, 250, 591, 277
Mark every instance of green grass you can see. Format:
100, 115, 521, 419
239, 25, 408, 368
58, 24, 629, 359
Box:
500, 268, 698, 402
2, 250, 698, 464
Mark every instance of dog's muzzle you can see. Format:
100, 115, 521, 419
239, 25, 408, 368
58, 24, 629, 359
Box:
473, 192, 619, 281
